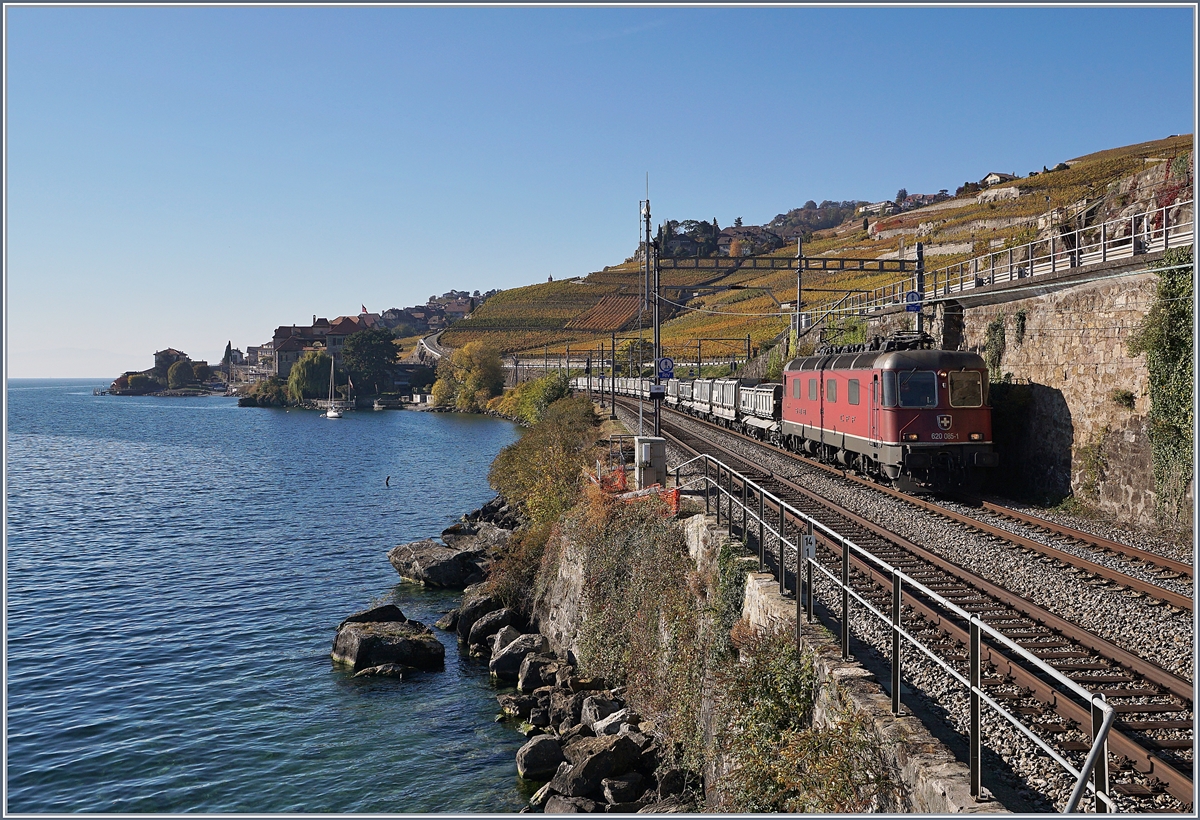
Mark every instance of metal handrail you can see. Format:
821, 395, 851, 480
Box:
813, 199, 1192, 318
672, 452, 1116, 812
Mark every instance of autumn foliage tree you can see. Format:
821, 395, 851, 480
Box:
431, 341, 504, 411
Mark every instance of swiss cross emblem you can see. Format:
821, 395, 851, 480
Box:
937, 415, 952, 430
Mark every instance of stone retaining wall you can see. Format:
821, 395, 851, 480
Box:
741, 566, 1006, 815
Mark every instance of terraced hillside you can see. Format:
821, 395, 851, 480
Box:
440, 134, 1192, 364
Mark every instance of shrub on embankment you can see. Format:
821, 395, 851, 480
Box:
482, 395, 599, 615
488, 371, 571, 426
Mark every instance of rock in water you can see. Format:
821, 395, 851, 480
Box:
490, 633, 549, 681
516, 735, 565, 780
352, 663, 410, 679
336, 604, 406, 630
433, 610, 458, 631
467, 607, 514, 647
387, 539, 486, 588
456, 587, 501, 641
331, 619, 445, 672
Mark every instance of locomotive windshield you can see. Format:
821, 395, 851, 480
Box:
949, 371, 984, 407
897, 371, 937, 407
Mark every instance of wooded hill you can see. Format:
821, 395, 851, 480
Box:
440, 134, 1193, 366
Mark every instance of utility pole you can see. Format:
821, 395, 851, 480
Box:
610, 331, 616, 419
796, 240, 803, 353
645, 200, 662, 437
916, 242, 926, 334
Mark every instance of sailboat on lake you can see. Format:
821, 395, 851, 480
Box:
324, 357, 344, 419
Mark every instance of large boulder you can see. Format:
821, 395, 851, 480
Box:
516, 735, 565, 780
593, 707, 639, 736
602, 771, 646, 804
547, 753, 614, 799
387, 539, 486, 588
490, 633, 549, 681
580, 695, 620, 729
561, 734, 641, 776
331, 619, 445, 672
456, 587, 501, 641
467, 608, 514, 647
542, 795, 602, 813
550, 689, 590, 727
517, 653, 558, 693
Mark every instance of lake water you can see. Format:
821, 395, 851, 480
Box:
5, 379, 528, 813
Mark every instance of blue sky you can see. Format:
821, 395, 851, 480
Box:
5, 5, 1195, 377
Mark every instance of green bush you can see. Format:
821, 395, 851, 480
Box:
714, 626, 898, 812
126, 373, 155, 394
244, 377, 289, 407
167, 359, 195, 389
490, 371, 571, 425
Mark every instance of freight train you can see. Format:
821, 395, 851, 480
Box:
572, 331, 998, 491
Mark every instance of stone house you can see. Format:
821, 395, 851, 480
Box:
983, 172, 1018, 186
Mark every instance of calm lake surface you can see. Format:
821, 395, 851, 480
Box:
5, 379, 527, 813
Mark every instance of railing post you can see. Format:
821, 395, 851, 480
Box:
1051, 235, 1056, 273
741, 475, 748, 541
704, 459, 710, 515
970, 618, 982, 799
758, 491, 765, 571
715, 464, 721, 526
891, 570, 902, 715
1162, 204, 1169, 250
1101, 222, 1107, 262
1092, 696, 1111, 812
806, 521, 815, 623
1008, 247, 1013, 280
841, 537, 850, 659
727, 469, 734, 535
779, 502, 787, 596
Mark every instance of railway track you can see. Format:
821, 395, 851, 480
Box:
618, 399, 1195, 810
655, 400, 1192, 610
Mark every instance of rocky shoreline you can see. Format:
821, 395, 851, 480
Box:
330, 494, 699, 813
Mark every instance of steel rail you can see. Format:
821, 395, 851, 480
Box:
958, 496, 1194, 580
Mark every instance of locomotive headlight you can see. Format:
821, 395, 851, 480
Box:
969, 432, 983, 441
903, 433, 920, 441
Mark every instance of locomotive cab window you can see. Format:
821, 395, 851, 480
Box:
881, 372, 898, 407
948, 371, 984, 407
847, 379, 860, 405
792, 378, 801, 399
826, 378, 837, 403
808, 378, 817, 401
897, 371, 937, 407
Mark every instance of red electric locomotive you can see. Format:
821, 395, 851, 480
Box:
781, 332, 998, 490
